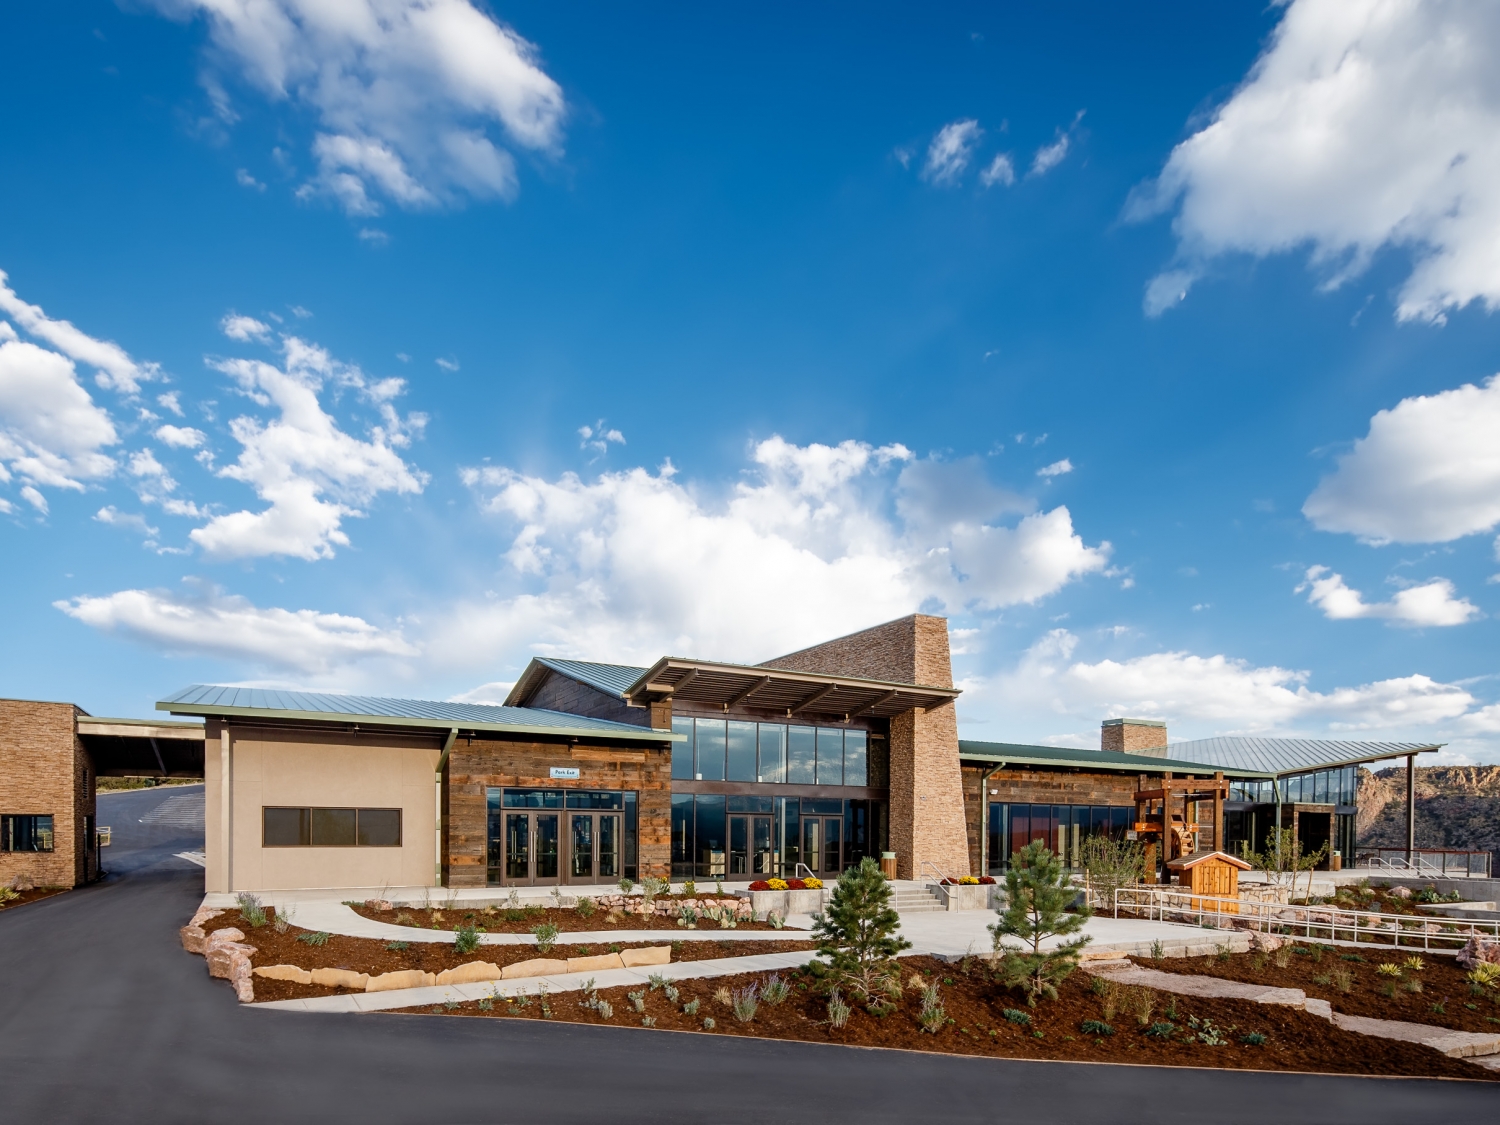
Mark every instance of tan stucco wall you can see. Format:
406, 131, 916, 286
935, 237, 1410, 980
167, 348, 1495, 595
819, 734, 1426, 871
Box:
205, 722, 440, 893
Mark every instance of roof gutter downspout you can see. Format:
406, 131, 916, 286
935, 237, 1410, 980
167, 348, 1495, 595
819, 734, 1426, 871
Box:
436, 728, 458, 888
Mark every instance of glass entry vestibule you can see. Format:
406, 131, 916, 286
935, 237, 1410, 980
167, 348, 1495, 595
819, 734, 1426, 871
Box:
487, 788, 638, 886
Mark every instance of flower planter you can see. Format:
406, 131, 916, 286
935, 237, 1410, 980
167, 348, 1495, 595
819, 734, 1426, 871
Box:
739, 888, 827, 920
933, 883, 1000, 912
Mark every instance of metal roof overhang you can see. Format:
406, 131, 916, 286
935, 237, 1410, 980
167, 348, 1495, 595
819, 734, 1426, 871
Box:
625, 658, 959, 720
155, 699, 678, 744
957, 743, 1270, 779
78, 716, 206, 777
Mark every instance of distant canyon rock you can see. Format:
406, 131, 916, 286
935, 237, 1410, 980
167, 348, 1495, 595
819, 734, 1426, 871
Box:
1358, 765, 1500, 867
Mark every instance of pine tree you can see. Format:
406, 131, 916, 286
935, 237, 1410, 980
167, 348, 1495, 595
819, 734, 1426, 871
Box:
990, 840, 1092, 1006
811, 856, 911, 1010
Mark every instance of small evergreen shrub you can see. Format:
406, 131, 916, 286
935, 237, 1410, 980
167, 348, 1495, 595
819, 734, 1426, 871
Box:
531, 921, 560, 954
1002, 1008, 1031, 1025
454, 923, 481, 955
1241, 1032, 1267, 1046
1080, 1019, 1114, 1037
683, 998, 700, 1015
576, 897, 596, 919
385, 940, 411, 952
810, 856, 909, 1011
990, 840, 1092, 1007
1145, 1021, 1175, 1038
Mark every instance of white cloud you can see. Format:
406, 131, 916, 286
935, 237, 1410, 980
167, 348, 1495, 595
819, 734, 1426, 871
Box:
922, 119, 982, 186
155, 424, 206, 449
1303, 374, 1500, 543
985, 627, 1476, 737
190, 336, 427, 560
1135, 0, 1500, 322
979, 153, 1015, 188
435, 357, 459, 371
578, 420, 625, 459
20, 484, 48, 514
1297, 565, 1480, 626
55, 582, 417, 674
221, 314, 272, 342
0, 270, 156, 392
0, 337, 118, 492
235, 168, 266, 191
152, 0, 565, 214
358, 227, 389, 245
157, 391, 185, 416
441, 438, 1108, 669
1037, 458, 1073, 478
95, 505, 160, 537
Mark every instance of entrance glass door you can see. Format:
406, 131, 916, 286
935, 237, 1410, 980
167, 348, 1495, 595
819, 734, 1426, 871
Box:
502, 812, 560, 885
567, 812, 623, 884
803, 816, 841, 878
729, 815, 774, 878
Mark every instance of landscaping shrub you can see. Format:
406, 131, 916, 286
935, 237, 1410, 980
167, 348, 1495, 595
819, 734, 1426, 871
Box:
991, 841, 1091, 1007
1080, 1019, 1114, 1037
575, 897, 596, 919
1001, 1008, 1031, 1025
1145, 1021, 1175, 1038
1241, 1032, 1267, 1046
1403, 956, 1425, 972
761, 974, 791, 1006
1078, 835, 1145, 909
628, 989, 646, 1013
1128, 986, 1157, 1027
1376, 962, 1403, 978
531, 921, 560, 954
810, 856, 910, 1012
454, 922, 482, 955
683, 998, 700, 1015
827, 989, 851, 1029
702, 1017, 716, 1030
385, 940, 411, 952
918, 983, 947, 1033
236, 893, 268, 928
714, 985, 733, 1007
296, 931, 331, 946
272, 904, 295, 934
731, 984, 759, 1022
1098, 981, 1121, 1021
616, 876, 634, 894
1188, 1016, 1228, 1046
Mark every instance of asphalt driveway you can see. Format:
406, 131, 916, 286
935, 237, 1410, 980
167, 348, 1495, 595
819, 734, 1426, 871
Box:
0, 786, 1494, 1124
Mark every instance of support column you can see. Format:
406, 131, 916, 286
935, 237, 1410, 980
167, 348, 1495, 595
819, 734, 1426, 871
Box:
220, 727, 231, 894
1405, 753, 1416, 864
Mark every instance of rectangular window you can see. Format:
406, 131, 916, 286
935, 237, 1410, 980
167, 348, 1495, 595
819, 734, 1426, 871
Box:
695, 718, 727, 782
262, 807, 401, 847
565, 791, 624, 809
671, 716, 695, 781
503, 789, 565, 808
1, 814, 55, 852
787, 725, 816, 784
726, 721, 757, 782
694, 795, 726, 879
671, 793, 694, 878
843, 730, 868, 787
757, 724, 786, 783
815, 727, 844, 785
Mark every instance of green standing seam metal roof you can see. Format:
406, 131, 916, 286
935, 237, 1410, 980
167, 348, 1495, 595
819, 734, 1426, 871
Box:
1158, 736, 1440, 776
534, 658, 649, 698
157, 685, 680, 742
958, 740, 1272, 778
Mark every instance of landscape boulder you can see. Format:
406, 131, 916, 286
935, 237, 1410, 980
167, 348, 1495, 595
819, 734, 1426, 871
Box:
1458, 935, 1500, 968
254, 964, 313, 984
566, 952, 625, 973
619, 946, 671, 968
500, 958, 568, 979
366, 969, 436, 992
8, 873, 35, 892
310, 967, 370, 990
436, 962, 503, 985
1248, 931, 1284, 953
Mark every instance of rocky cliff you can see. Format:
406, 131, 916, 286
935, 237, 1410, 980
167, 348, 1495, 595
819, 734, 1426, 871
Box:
1358, 764, 1500, 868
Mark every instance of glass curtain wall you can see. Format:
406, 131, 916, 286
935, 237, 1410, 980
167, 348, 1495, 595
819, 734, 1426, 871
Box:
670, 794, 887, 879
672, 717, 870, 787
986, 803, 1132, 874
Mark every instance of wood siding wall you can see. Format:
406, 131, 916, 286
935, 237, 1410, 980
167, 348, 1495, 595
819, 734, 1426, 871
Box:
445, 735, 672, 886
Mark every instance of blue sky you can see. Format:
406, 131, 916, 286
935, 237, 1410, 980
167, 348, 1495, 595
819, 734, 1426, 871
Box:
3, 1, 1499, 760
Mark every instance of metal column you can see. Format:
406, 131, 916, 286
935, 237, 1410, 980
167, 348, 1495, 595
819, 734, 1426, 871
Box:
1405, 753, 1416, 864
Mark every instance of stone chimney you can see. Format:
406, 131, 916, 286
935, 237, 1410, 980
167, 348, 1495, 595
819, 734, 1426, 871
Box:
1101, 717, 1168, 756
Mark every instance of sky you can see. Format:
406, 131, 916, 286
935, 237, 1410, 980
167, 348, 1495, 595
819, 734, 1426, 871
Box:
2, 1, 1499, 762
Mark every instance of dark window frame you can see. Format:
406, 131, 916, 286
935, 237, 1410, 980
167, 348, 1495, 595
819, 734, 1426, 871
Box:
1, 814, 55, 853
261, 806, 403, 848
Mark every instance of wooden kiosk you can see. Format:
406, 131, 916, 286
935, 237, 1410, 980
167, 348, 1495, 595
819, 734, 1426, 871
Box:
1165, 850, 1252, 912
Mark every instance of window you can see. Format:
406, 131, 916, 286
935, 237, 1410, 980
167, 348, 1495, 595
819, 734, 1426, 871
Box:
262, 807, 402, 847
843, 731, 868, 787
726, 721, 757, 782
787, 726, 816, 784
757, 724, 786, 783
815, 728, 844, 785
695, 718, 727, 782
671, 716, 694, 780
1, 814, 53, 852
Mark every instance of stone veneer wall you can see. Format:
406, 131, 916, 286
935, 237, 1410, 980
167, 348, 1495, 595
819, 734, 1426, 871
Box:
0, 698, 94, 888
1101, 719, 1168, 755
761, 614, 970, 879
445, 736, 672, 886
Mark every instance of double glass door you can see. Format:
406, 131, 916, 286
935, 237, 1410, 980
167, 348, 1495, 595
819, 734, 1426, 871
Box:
498, 811, 622, 885
802, 816, 842, 879
727, 815, 773, 877
568, 812, 622, 884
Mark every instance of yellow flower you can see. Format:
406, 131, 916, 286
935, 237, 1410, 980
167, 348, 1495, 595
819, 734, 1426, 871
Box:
766, 878, 788, 891
959, 876, 979, 885
803, 877, 823, 889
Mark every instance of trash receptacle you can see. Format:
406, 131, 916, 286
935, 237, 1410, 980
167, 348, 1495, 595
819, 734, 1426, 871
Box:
880, 851, 897, 879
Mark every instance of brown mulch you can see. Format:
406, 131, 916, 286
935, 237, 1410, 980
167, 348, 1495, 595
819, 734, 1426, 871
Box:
0, 887, 68, 912
1146, 947, 1500, 1035
198, 910, 813, 1004
387, 955, 1492, 1080
349, 902, 785, 933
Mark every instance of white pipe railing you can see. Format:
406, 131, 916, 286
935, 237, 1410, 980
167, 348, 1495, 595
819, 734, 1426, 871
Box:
1110, 885, 1500, 953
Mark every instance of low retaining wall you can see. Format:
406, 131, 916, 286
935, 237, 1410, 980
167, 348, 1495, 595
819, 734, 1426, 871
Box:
738, 888, 829, 920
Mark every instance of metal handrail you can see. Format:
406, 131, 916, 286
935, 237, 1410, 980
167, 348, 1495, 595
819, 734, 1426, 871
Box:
919, 860, 950, 884
1353, 848, 1491, 878
1111, 885, 1500, 953
794, 863, 818, 882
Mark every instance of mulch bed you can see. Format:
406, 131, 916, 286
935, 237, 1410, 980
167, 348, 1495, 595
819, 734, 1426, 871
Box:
1147, 947, 1500, 1035
388, 954, 1492, 1080
0, 887, 68, 912
349, 902, 786, 933
198, 910, 813, 1003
